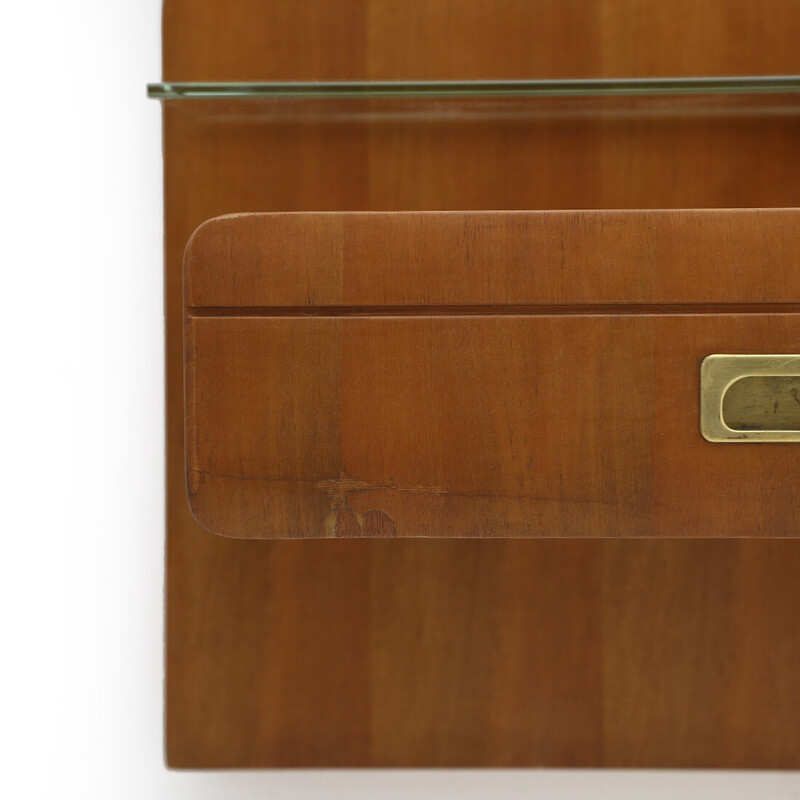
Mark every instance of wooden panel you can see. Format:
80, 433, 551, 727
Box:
165, 536, 800, 767
185, 210, 800, 308
185, 311, 800, 539
163, 0, 800, 81
162, 0, 800, 768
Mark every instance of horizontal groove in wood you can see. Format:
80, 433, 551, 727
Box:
187, 303, 800, 318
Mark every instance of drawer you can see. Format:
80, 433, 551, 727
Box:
184, 209, 800, 539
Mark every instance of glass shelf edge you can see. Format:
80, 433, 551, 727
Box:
147, 76, 800, 100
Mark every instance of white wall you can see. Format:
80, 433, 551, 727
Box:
1, 2, 798, 797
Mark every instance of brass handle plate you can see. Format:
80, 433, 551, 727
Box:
700, 354, 800, 442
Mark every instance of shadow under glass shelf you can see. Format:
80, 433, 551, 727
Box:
151, 77, 800, 211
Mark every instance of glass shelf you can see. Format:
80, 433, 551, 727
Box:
153, 76, 800, 211
148, 76, 800, 100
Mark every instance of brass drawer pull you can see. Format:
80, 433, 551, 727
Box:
701, 354, 800, 442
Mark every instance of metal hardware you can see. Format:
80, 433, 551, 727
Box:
700, 354, 800, 442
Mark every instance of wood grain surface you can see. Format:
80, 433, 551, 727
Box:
162, 0, 800, 767
185, 210, 800, 309
163, 0, 800, 81
184, 211, 800, 539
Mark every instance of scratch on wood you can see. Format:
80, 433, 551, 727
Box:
316, 470, 448, 538
316, 470, 448, 505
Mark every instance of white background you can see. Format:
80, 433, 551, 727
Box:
1, 2, 798, 797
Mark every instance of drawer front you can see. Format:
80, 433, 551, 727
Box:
185, 312, 800, 538
184, 210, 800, 539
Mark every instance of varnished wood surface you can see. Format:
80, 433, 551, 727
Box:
163, 0, 800, 81
163, 0, 800, 767
165, 538, 800, 767
184, 211, 800, 540
185, 210, 800, 308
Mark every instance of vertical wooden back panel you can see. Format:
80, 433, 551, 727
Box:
161, 0, 800, 767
